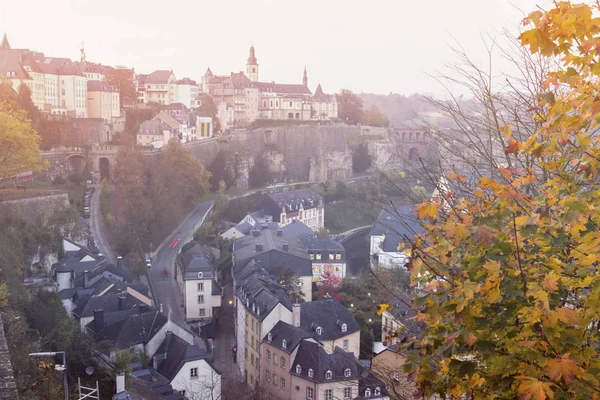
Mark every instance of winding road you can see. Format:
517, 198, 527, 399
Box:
89, 183, 117, 264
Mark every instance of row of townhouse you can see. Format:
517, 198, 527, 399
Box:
135, 70, 200, 110
0, 34, 122, 121
53, 237, 221, 399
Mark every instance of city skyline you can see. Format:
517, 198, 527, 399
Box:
3, 0, 547, 96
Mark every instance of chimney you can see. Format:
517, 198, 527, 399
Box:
165, 330, 173, 347
282, 244, 289, 252
292, 303, 301, 327
84, 270, 90, 288
277, 229, 283, 236
118, 294, 126, 310
94, 309, 104, 332
255, 244, 263, 252
115, 373, 126, 394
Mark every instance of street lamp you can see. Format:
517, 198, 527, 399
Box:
29, 351, 67, 400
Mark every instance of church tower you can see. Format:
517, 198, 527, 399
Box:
1, 33, 11, 50
303, 67, 308, 87
246, 45, 259, 82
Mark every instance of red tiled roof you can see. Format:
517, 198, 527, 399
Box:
258, 81, 312, 95
87, 80, 116, 92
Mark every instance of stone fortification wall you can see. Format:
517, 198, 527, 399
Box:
0, 193, 70, 224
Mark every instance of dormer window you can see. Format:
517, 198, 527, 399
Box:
375, 387, 381, 395
365, 389, 372, 397
341, 323, 347, 333
344, 368, 351, 377
282, 339, 287, 349
316, 326, 322, 335
325, 370, 332, 379
308, 368, 314, 378
296, 365, 301, 374
267, 332, 272, 342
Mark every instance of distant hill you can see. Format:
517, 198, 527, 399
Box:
360, 93, 439, 128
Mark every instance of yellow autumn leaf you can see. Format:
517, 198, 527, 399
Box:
376, 303, 392, 317
415, 202, 439, 220
555, 307, 578, 325
516, 377, 554, 400
463, 331, 476, 346
541, 272, 559, 292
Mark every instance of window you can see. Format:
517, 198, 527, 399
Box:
289, 101, 293, 107
316, 327, 322, 335
344, 387, 352, 399
251, 354, 254, 365
365, 389, 371, 397
197, 295, 204, 304
325, 370, 332, 379
273, 375, 278, 385
282, 339, 287, 349
199, 308, 206, 317
325, 389, 333, 400
197, 283, 204, 291
342, 324, 347, 333
274, 354, 279, 364
336, 253, 341, 260
252, 320, 255, 331
392, 370, 400, 381
309, 253, 314, 260
308, 368, 314, 378
190, 367, 198, 378
343, 339, 349, 349
375, 387, 381, 395
306, 387, 314, 400
344, 368, 352, 377
296, 365, 302, 374
329, 253, 334, 260
179, 390, 186, 396
280, 378, 285, 389
316, 253, 321, 260
266, 350, 271, 360
245, 348, 248, 359
266, 370, 271, 381
281, 357, 285, 368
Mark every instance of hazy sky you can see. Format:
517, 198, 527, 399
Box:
3, 0, 549, 95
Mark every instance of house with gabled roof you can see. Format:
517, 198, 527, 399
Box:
260, 188, 325, 231
176, 242, 222, 322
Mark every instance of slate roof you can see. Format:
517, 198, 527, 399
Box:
233, 227, 311, 278
313, 84, 334, 101
211, 279, 222, 296
153, 111, 181, 130
291, 341, 358, 383
371, 206, 426, 253
385, 292, 423, 339
146, 70, 174, 84
179, 243, 217, 280
72, 292, 145, 318
261, 189, 323, 217
236, 269, 292, 321
263, 321, 315, 354
299, 299, 360, 341
257, 82, 312, 95
155, 334, 216, 381
94, 311, 167, 350
138, 119, 170, 136
356, 364, 389, 400
87, 80, 116, 92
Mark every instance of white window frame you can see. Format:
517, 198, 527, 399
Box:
296, 364, 302, 374
344, 368, 351, 377
197, 295, 204, 304
306, 387, 313, 400
344, 387, 352, 399
343, 339, 349, 349
325, 389, 333, 400
308, 368, 314, 378
197, 282, 204, 291
199, 308, 206, 317
325, 370, 332, 379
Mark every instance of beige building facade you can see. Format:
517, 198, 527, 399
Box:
87, 80, 120, 121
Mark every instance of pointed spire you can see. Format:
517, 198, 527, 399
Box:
1, 33, 11, 50
314, 84, 324, 98
247, 45, 257, 65
303, 66, 308, 87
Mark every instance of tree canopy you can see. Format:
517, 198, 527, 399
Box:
396, 3, 600, 399
337, 89, 363, 124
105, 68, 137, 108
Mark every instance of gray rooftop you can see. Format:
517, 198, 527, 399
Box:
371, 206, 426, 253
300, 299, 360, 341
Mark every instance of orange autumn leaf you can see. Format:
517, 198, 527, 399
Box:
516, 377, 554, 400
505, 139, 521, 155
415, 202, 439, 220
556, 307, 578, 325
546, 354, 581, 385
541, 272, 559, 292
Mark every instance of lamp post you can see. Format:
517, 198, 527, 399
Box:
29, 351, 68, 400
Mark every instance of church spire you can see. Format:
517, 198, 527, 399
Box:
303, 66, 307, 87
247, 45, 257, 65
1, 33, 11, 50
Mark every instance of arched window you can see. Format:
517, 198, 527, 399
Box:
295, 113, 300, 119
341, 323, 347, 333
325, 370, 332, 379
252, 67, 256, 73
375, 387, 381, 395
289, 101, 293, 107
409, 132, 413, 141
316, 327, 323, 335
296, 365, 302, 374
267, 332, 272, 342
11, 71, 15, 77
344, 368, 351, 377
365, 389, 371, 397
308, 368, 314, 378
288, 113, 293, 119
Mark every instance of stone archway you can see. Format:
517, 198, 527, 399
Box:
67, 154, 86, 174
99, 157, 110, 181
408, 147, 420, 162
